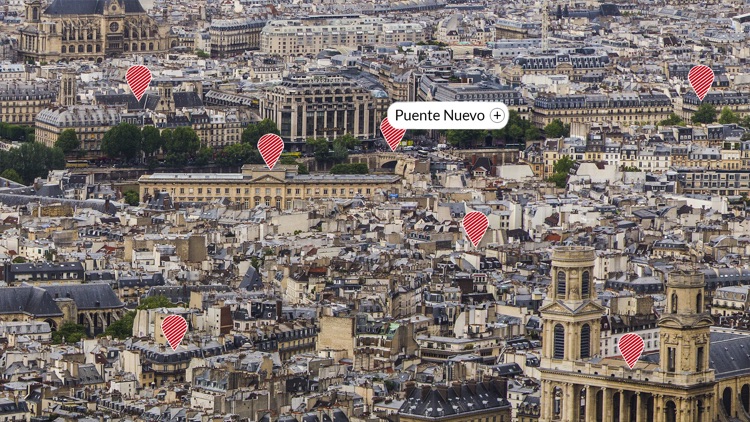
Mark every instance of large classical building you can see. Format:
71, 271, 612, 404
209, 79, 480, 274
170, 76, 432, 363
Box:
260, 17, 425, 56
259, 74, 388, 150
502, 50, 612, 86
137, 164, 402, 210
17, 0, 175, 63
208, 18, 265, 59
531, 92, 673, 127
538, 246, 750, 422
0, 82, 56, 125
676, 91, 750, 123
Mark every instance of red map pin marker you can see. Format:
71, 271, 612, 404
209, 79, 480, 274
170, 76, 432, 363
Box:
257, 134, 284, 170
380, 118, 406, 152
688, 65, 714, 101
126, 65, 152, 101
161, 315, 187, 351
462, 211, 489, 247
619, 333, 644, 369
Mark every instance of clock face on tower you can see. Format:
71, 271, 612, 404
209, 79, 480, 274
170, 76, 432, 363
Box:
109, 22, 119, 32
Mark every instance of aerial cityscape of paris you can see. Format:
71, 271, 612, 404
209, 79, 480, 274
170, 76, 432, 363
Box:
0, 0, 748, 421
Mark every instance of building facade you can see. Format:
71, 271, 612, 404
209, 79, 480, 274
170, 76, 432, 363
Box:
260, 18, 425, 55
537, 246, 750, 422
0, 82, 56, 125
532, 92, 672, 128
259, 74, 388, 149
208, 18, 265, 59
17, 0, 175, 63
138, 164, 402, 210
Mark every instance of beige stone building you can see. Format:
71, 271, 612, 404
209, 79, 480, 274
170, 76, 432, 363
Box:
532, 92, 673, 128
260, 74, 389, 150
538, 246, 750, 422
0, 82, 56, 125
138, 164, 402, 210
17, 0, 174, 63
260, 18, 425, 56
208, 18, 265, 59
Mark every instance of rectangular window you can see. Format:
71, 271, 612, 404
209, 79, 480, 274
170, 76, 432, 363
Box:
255, 188, 260, 194
198, 188, 202, 194
667, 347, 676, 372
207, 188, 211, 194
697, 346, 704, 371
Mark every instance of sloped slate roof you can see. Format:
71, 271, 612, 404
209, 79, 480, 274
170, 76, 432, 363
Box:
44, 0, 146, 15
173, 92, 203, 108
0, 286, 62, 317
41, 284, 124, 310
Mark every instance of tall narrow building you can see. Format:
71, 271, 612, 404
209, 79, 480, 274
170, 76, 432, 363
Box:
58, 69, 77, 106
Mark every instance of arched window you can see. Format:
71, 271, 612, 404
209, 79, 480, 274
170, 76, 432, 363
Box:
61, 46, 66, 53
78, 45, 84, 53
671, 292, 678, 314
141, 43, 146, 51
132, 43, 137, 51
581, 271, 590, 298
580, 324, 591, 358
86, 45, 92, 53
96, 45, 101, 52
696, 292, 702, 313
554, 324, 565, 359
557, 271, 566, 297
149, 42, 154, 50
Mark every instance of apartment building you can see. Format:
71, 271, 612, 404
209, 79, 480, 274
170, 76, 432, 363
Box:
260, 17, 425, 55
0, 82, 56, 125
209, 18, 266, 58
138, 165, 402, 210
532, 92, 672, 127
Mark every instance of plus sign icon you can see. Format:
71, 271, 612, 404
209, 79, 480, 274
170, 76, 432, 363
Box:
490, 108, 506, 124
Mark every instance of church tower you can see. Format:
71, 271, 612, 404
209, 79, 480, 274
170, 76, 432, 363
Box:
540, 246, 603, 363
25, 0, 41, 23
58, 69, 77, 106
155, 81, 174, 114
659, 270, 714, 380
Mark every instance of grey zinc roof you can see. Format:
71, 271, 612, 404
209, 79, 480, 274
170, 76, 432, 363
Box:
0, 287, 62, 317
709, 332, 750, 379
41, 284, 124, 310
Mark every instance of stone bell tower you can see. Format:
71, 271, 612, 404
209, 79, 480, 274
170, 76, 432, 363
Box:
58, 69, 77, 106
540, 246, 604, 363
659, 270, 714, 380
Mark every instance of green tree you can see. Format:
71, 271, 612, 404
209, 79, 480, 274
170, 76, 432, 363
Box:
137, 295, 174, 309
308, 137, 332, 162
330, 163, 369, 174
141, 126, 163, 157
719, 107, 740, 125
101, 123, 143, 161
164, 126, 201, 155
11, 256, 26, 263
338, 133, 360, 150
0, 142, 65, 184
446, 130, 482, 148
195, 49, 210, 59
54, 129, 80, 153
553, 156, 575, 174
242, 119, 280, 148
331, 138, 349, 163
215, 143, 261, 167
544, 119, 571, 138
123, 190, 139, 206
658, 113, 686, 127
0, 169, 22, 184
692, 103, 718, 124
548, 156, 575, 188
52, 322, 87, 344
194, 146, 213, 166
103, 311, 135, 339
297, 163, 309, 174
